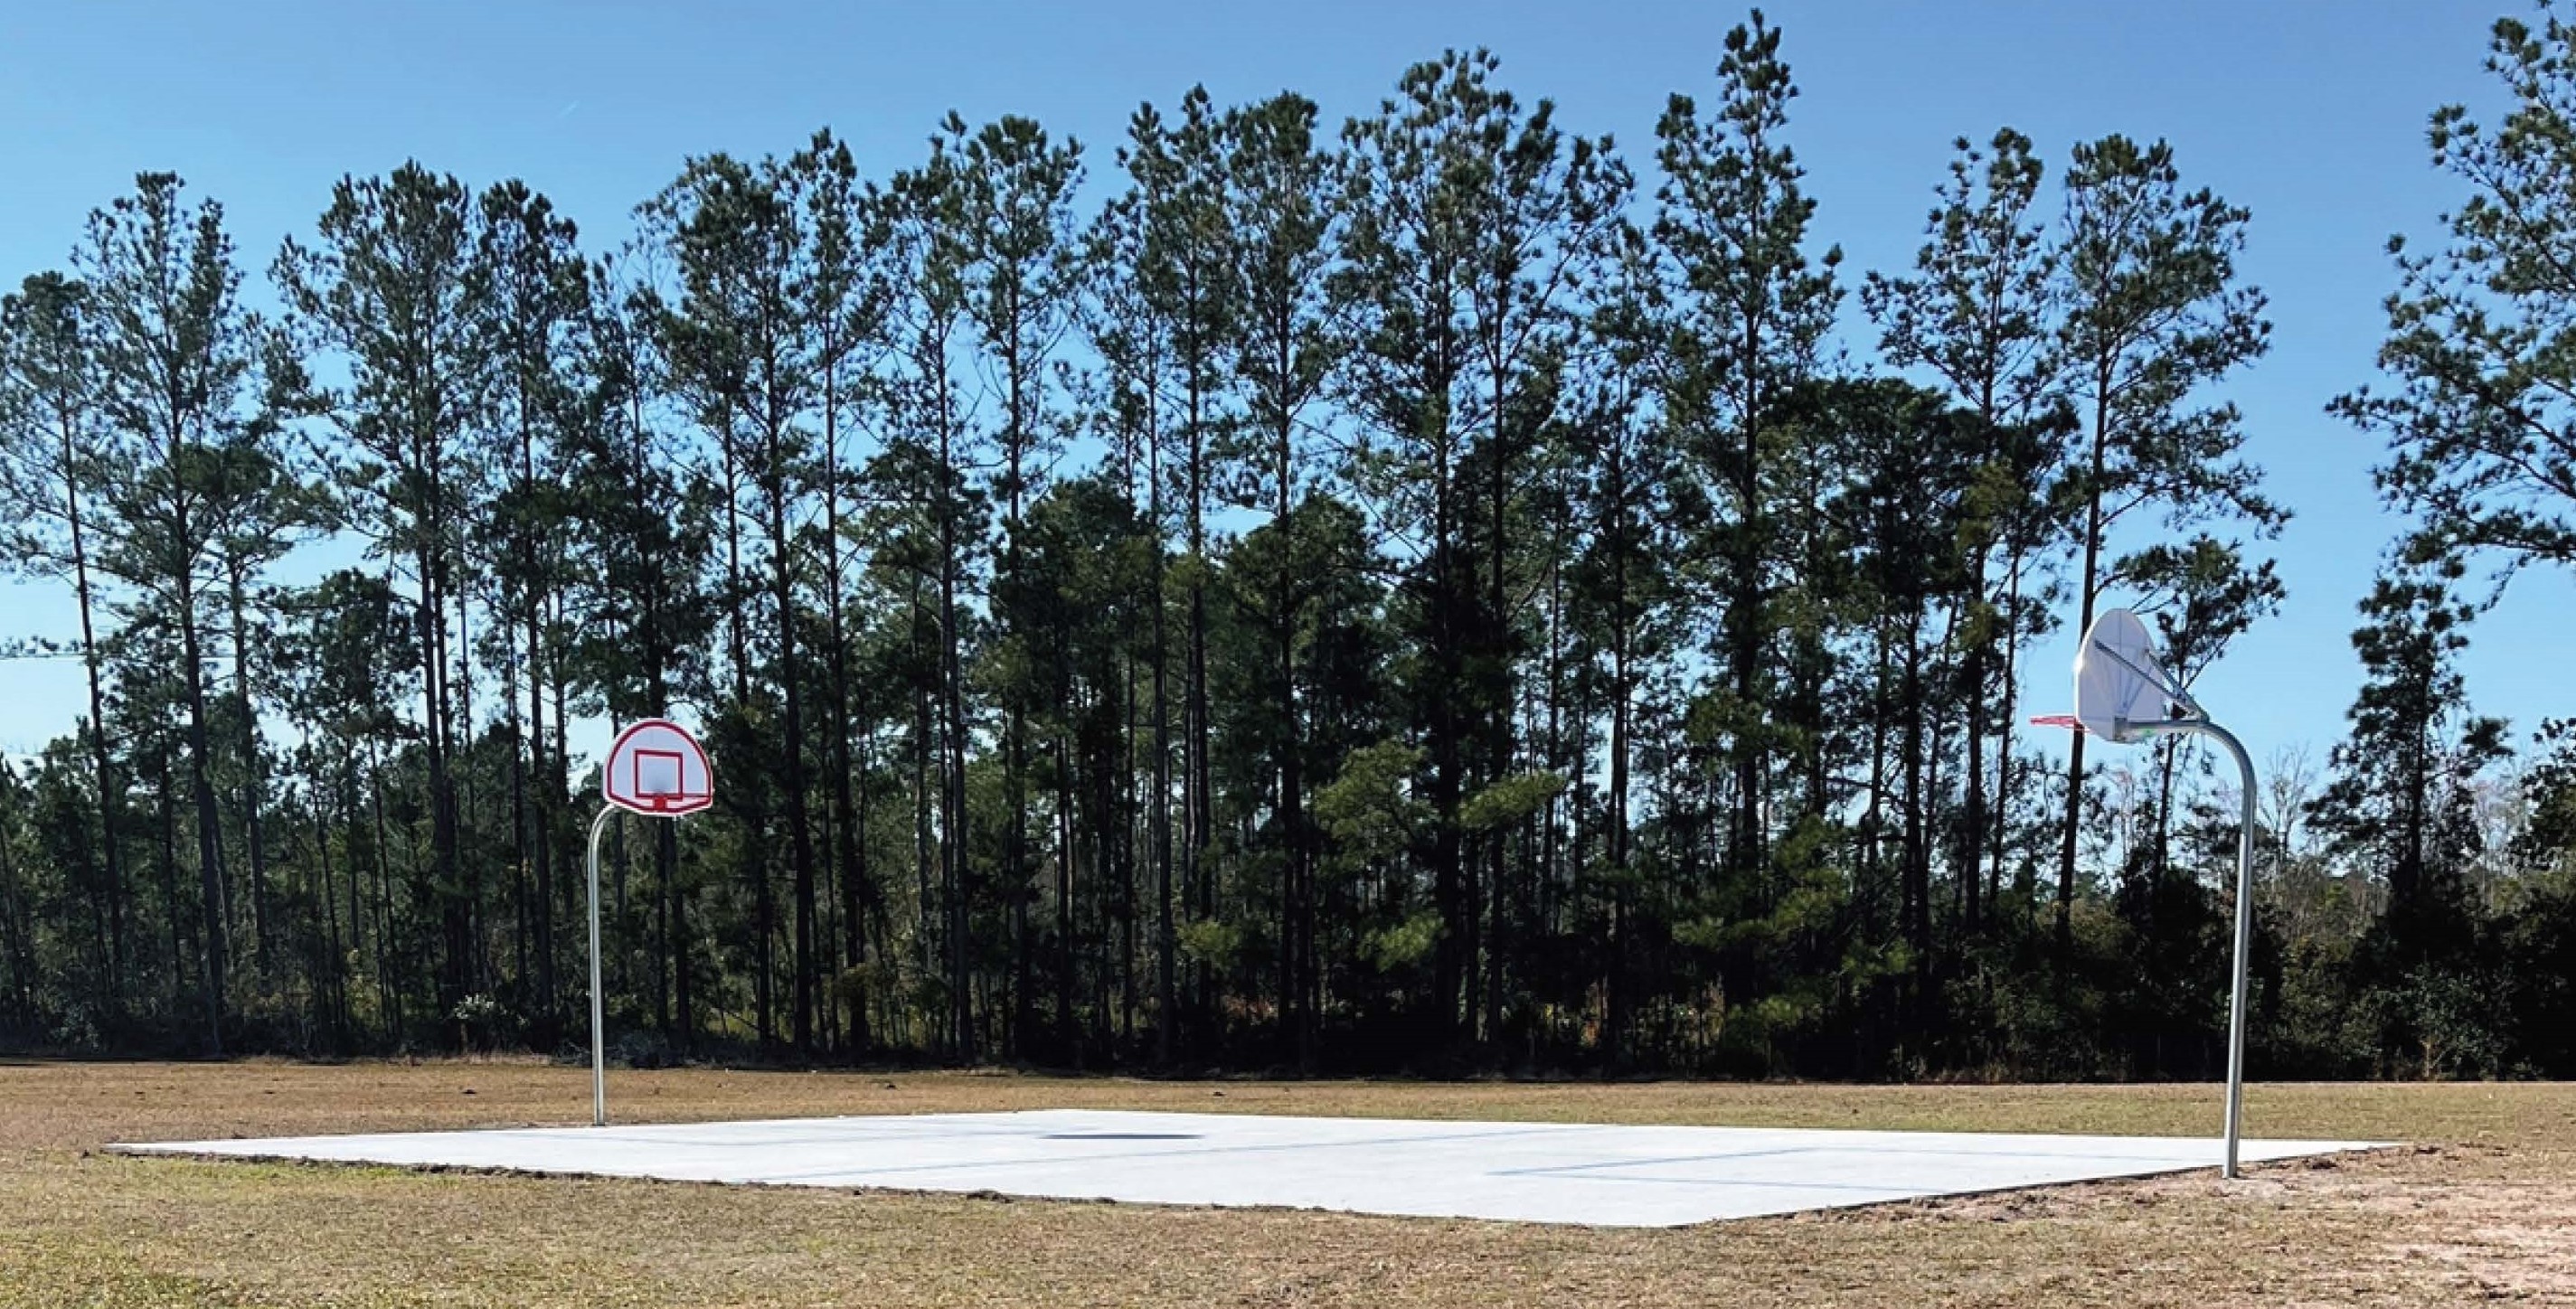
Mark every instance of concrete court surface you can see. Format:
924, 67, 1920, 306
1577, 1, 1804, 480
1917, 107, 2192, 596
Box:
112, 1107, 2386, 1228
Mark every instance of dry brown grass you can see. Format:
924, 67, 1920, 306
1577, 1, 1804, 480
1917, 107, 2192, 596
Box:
2, 1059, 2571, 1306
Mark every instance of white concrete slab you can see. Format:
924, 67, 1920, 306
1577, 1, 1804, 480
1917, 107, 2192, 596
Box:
110, 1109, 2385, 1228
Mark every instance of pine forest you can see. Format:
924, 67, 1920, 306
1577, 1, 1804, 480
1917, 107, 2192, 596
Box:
5, 11, 2576, 1082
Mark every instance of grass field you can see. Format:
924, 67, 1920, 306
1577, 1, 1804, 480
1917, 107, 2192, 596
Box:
1, 1060, 2570, 1306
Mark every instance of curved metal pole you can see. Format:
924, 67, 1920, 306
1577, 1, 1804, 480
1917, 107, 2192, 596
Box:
2173, 719, 2257, 1180
586, 805, 616, 1127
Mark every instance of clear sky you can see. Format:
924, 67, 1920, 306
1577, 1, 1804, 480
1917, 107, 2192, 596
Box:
0, 0, 2552, 778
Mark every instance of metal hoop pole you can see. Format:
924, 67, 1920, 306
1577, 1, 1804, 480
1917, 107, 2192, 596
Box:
2176, 720, 2257, 1180
587, 805, 616, 1127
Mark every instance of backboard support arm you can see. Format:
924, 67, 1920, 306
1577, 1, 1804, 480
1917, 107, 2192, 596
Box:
2090, 636, 2205, 721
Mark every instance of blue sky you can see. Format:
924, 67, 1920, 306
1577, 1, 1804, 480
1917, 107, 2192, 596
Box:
0, 0, 2552, 777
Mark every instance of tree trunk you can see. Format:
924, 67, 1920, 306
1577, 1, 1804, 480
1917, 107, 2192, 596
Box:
177, 595, 227, 1055
1149, 422, 1176, 1067
227, 567, 269, 977
2056, 387, 2113, 974
772, 483, 819, 1058
823, 380, 872, 1053
935, 395, 974, 1064
527, 576, 555, 1020
61, 419, 126, 1022
720, 413, 775, 1051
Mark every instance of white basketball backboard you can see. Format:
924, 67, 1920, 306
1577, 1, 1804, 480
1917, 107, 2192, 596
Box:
602, 719, 713, 817
2073, 607, 2177, 745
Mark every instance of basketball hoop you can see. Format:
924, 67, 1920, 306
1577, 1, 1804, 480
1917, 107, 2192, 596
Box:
589, 718, 714, 1128
2030, 605, 2260, 1180
2032, 711, 2180, 740
602, 720, 712, 817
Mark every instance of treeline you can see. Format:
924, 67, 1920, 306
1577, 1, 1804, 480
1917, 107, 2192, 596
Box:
2, 12, 2573, 1078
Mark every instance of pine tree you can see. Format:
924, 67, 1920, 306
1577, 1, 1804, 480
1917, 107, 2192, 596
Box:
275, 162, 493, 1029
944, 112, 1085, 1054
561, 257, 720, 1047
0, 272, 131, 1018
203, 428, 326, 975
2127, 539, 2283, 873
792, 129, 897, 1053
881, 139, 988, 1060
81, 174, 263, 1053
2337, 13, 2576, 584
1653, 14, 1842, 914
1335, 50, 1487, 1041
652, 149, 835, 1054
1122, 89, 1231, 1054
274, 569, 416, 1044
1083, 139, 1179, 1061
1220, 91, 1341, 1065
2049, 135, 2275, 965
1862, 127, 2058, 936
1561, 224, 1682, 1062
2314, 561, 2507, 937
472, 179, 588, 1026
2313, 559, 2512, 1073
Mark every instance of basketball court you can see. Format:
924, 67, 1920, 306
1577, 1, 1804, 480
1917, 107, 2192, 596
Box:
111, 1109, 2383, 1227
108, 675, 2376, 1230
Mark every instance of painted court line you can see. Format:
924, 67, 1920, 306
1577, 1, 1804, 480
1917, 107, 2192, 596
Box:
110, 1108, 2388, 1228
